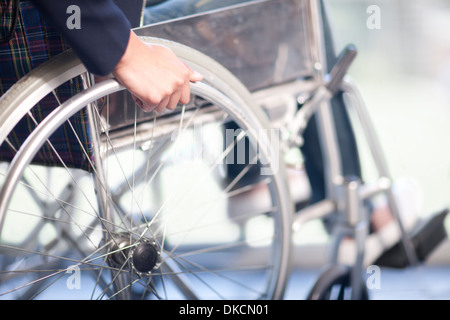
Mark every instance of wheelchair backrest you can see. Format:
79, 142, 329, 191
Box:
135, 0, 316, 92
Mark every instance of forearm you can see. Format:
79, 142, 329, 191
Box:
31, 0, 131, 75
31, 0, 202, 113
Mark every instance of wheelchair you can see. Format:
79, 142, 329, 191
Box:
0, 0, 430, 299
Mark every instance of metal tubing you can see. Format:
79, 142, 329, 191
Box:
343, 177, 367, 300
307, 0, 344, 202
341, 77, 418, 266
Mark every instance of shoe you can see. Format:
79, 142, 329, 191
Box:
337, 177, 425, 266
374, 208, 449, 268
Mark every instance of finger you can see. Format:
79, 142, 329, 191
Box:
133, 95, 156, 113
181, 60, 203, 82
190, 70, 203, 82
179, 82, 191, 105
155, 95, 170, 113
167, 90, 182, 110
132, 95, 144, 109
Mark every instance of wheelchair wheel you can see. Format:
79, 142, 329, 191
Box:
0, 37, 293, 300
307, 264, 369, 300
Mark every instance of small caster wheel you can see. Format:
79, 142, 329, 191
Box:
307, 264, 369, 300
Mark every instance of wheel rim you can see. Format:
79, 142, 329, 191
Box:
0, 78, 291, 299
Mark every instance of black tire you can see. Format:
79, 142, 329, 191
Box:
307, 264, 369, 300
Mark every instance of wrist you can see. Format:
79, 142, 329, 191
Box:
113, 30, 136, 76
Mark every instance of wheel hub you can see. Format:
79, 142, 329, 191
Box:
109, 235, 160, 276
109, 235, 131, 267
131, 240, 160, 275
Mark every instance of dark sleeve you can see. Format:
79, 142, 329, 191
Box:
31, 0, 131, 76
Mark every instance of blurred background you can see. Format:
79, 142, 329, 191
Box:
287, 0, 450, 299
291, 0, 450, 263
327, 0, 450, 219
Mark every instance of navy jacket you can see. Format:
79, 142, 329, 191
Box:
31, 0, 142, 76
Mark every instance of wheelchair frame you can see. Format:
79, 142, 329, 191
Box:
136, 0, 418, 296
0, 0, 418, 300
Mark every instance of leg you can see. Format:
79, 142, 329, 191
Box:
300, 0, 362, 235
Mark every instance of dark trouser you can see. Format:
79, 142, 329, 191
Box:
301, 0, 361, 204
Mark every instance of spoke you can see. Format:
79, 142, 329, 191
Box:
0, 242, 110, 272
165, 235, 274, 261
91, 104, 147, 228
0, 77, 285, 300
0, 268, 67, 298
24, 111, 115, 248
130, 104, 139, 234
70, 101, 138, 236
168, 254, 265, 299
151, 206, 276, 242
153, 262, 274, 277
0, 241, 115, 298
110, 105, 205, 242
90, 254, 111, 300
155, 129, 252, 256
0, 170, 114, 230
105, 277, 141, 300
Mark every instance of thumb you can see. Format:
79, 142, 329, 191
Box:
182, 61, 203, 82
190, 70, 203, 82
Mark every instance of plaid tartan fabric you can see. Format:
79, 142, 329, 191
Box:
0, 1, 93, 171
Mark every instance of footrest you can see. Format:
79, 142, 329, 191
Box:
375, 208, 449, 268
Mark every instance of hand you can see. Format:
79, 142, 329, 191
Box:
112, 31, 203, 113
